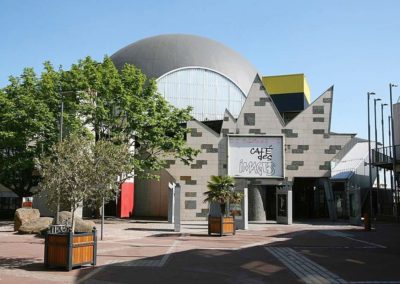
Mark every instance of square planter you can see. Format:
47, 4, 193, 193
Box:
44, 229, 97, 271
208, 215, 235, 236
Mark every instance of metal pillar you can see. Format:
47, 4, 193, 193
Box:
381, 103, 388, 189
374, 98, 381, 215
367, 92, 375, 229
389, 83, 398, 219
389, 115, 395, 213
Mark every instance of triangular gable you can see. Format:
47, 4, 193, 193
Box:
285, 86, 333, 133
236, 74, 284, 135
220, 109, 237, 136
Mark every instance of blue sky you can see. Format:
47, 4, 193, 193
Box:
1, 0, 399, 140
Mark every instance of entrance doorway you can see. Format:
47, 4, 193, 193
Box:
248, 185, 276, 222
292, 178, 328, 219
331, 181, 347, 219
265, 186, 276, 220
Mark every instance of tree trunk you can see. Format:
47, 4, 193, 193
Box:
71, 207, 75, 233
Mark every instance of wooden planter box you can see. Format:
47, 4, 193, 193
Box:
44, 229, 97, 271
208, 215, 235, 236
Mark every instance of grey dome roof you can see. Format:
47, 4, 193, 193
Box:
111, 34, 258, 94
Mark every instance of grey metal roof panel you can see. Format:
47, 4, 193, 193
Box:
110, 34, 259, 94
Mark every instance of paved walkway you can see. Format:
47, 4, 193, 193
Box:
0, 219, 399, 283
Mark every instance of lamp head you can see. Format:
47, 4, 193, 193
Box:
368, 92, 375, 96
391, 84, 398, 88
382, 103, 388, 106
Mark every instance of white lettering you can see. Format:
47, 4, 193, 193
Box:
239, 159, 276, 176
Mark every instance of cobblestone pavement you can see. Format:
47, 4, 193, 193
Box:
0, 219, 399, 284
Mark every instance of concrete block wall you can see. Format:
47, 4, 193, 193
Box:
236, 76, 283, 136
219, 110, 237, 176
165, 120, 222, 220
282, 87, 353, 180
156, 81, 355, 220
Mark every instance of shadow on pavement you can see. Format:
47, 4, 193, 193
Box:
1, 222, 399, 283
0, 257, 44, 271
75, 245, 291, 283
74, 223, 400, 284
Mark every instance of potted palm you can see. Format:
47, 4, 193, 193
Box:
204, 175, 243, 236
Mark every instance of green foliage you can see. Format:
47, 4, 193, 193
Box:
0, 67, 60, 197
204, 175, 243, 216
85, 138, 133, 210
39, 136, 92, 210
203, 175, 243, 204
63, 56, 199, 178
0, 56, 199, 197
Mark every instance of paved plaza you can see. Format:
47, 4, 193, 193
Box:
0, 219, 399, 283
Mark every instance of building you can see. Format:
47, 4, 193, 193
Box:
110, 34, 375, 222
371, 98, 400, 218
1, 34, 381, 221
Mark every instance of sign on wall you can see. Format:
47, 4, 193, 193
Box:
228, 135, 284, 178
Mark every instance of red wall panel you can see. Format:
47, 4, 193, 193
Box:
118, 182, 134, 218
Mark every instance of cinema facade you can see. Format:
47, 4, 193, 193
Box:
110, 34, 370, 222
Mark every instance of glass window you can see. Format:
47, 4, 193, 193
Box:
157, 68, 246, 121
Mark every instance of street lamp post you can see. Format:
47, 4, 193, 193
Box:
389, 83, 398, 218
389, 115, 395, 214
57, 90, 76, 224
374, 98, 381, 215
367, 92, 375, 230
381, 103, 388, 189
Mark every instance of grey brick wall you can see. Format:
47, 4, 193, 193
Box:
185, 201, 196, 209
201, 144, 218, 153
244, 113, 255, 125
282, 129, 298, 138
313, 106, 324, 114
190, 128, 202, 137
160, 84, 354, 221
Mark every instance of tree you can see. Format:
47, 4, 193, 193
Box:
64, 56, 199, 179
39, 136, 92, 232
0, 56, 198, 198
85, 139, 133, 210
39, 135, 132, 232
0, 68, 60, 198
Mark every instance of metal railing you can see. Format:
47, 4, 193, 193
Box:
371, 145, 400, 164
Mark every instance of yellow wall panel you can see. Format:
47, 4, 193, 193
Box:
262, 73, 311, 103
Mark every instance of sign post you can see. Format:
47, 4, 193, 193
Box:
168, 182, 175, 223
234, 188, 248, 230
276, 179, 292, 224
174, 183, 181, 232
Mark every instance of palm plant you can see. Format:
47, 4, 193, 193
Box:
204, 175, 238, 215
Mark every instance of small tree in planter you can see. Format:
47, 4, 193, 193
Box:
39, 135, 132, 270
204, 175, 243, 236
84, 139, 133, 240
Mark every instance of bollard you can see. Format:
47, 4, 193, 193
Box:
364, 212, 371, 231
